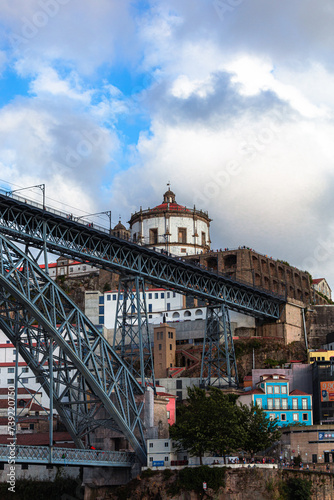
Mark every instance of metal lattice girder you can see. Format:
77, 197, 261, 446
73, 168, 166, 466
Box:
0, 444, 135, 467
0, 235, 147, 464
200, 304, 238, 388
0, 193, 285, 319
0, 443, 135, 467
113, 277, 155, 391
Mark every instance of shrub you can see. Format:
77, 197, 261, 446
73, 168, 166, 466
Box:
168, 466, 226, 495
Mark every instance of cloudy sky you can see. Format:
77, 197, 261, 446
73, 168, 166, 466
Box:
0, 0, 334, 287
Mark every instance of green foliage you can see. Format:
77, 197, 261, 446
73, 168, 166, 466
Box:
277, 259, 290, 266
280, 477, 312, 500
235, 339, 263, 357
170, 387, 244, 462
162, 468, 173, 480
238, 403, 281, 457
314, 289, 334, 304
264, 358, 280, 367
171, 386, 211, 463
168, 466, 226, 495
0, 478, 81, 500
141, 468, 159, 478
293, 454, 302, 467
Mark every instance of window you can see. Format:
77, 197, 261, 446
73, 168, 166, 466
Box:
148, 304, 152, 313
173, 292, 176, 298
178, 228, 187, 244
22, 378, 28, 384
167, 303, 171, 311
267, 399, 273, 409
107, 295, 111, 301
255, 399, 262, 408
99, 296, 104, 304
167, 292, 170, 298
274, 386, 280, 394
149, 443, 153, 448
281, 414, 286, 421
21, 464, 29, 470
281, 386, 287, 394
155, 293, 158, 299
177, 391, 182, 400
149, 228, 158, 245
201, 232, 206, 246
149, 457, 153, 462
269, 413, 276, 420
13, 350, 16, 355
7, 379, 14, 384
293, 413, 299, 421
70, 267, 73, 272
165, 456, 169, 461
113, 294, 117, 300
302, 413, 308, 421
167, 411, 170, 419
159, 344, 162, 351
22, 367, 29, 373
99, 306, 104, 314
83, 266, 86, 271
302, 398, 308, 409
164, 442, 169, 448
98, 316, 104, 325
274, 398, 280, 409
292, 399, 298, 409
267, 385, 273, 394
176, 380, 182, 389
282, 399, 288, 409
8, 368, 14, 373
161, 293, 164, 299
148, 293, 152, 300
170, 344, 172, 350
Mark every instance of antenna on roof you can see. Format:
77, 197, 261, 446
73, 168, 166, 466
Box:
167, 181, 170, 190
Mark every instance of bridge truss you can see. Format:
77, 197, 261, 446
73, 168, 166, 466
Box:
0, 235, 146, 464
0, 191, 286, 464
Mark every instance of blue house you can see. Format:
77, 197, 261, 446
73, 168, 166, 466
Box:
240, 373, 313, 427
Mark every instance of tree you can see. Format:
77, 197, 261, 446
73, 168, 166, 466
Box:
170, 386, 211, 465
205, 388, 244, 461
239, 403, 281, 458
170, 387, 243, 464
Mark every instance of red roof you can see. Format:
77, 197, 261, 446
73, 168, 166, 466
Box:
0, 388, 39, 395
156, 391, 177, 398
289, 389, 311, 396
312, 278, 325, 284
151, 202, 190, 212
245, 388, 265, 395
0, 432, 74, 446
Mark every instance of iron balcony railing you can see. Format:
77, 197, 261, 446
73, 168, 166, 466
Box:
260, 405, 311, 411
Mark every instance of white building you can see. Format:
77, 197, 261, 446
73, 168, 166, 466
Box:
40, 257, 99, 280
129, 187, 211, 256
85, 288, 207, 330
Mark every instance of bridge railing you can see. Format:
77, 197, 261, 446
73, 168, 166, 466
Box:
0, 444, 135, 466
0, 188, 286, 301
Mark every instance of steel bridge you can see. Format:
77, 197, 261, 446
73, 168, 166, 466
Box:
0, 190, 286, 466
0, 444, 135, 467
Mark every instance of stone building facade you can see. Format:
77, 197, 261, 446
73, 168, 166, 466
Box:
186, 247, 312, 304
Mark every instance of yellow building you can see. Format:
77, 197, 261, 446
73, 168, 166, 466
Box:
308, 349, 334, 364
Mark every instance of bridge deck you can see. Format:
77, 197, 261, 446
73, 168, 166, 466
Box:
0, 444, 135, 467
0, 190, 286, 319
